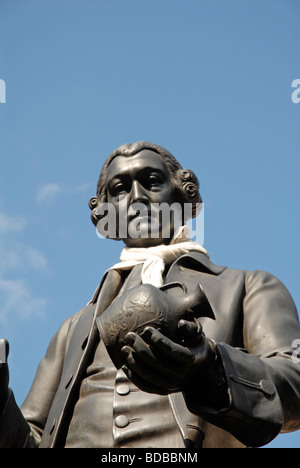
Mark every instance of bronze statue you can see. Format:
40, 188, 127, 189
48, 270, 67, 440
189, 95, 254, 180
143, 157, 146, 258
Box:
0, 140, 300, 448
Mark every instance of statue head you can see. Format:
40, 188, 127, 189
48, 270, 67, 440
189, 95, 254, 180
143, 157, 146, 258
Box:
89, 141, 202, 247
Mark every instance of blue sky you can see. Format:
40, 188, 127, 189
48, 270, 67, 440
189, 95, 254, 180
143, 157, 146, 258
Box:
0, 0, 299, 448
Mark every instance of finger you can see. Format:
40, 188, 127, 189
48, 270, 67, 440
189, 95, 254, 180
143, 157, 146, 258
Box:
123, 333, 193, 381
178, 319, 202, 337
121, 347, 179, 392
121, 365, 169, 395
124, 332, 173, 372
125, 332, 157, 365
177, 320, 204, 346
125, 331, 185, 369
141, 327, 195, 365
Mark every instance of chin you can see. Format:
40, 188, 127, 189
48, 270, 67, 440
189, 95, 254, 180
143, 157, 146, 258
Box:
123, 229, 175, 247
122, 220, 175, 248
123, 236, 167, 248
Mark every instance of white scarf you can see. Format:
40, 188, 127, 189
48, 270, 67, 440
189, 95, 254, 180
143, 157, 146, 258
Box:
109, 225, 209, 287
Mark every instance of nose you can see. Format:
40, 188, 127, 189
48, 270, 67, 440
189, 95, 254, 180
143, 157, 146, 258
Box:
130, 180, 148, 204
127, 181, 150, 222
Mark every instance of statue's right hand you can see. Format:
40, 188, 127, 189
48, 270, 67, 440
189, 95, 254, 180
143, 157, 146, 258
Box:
0, 339, 10, 414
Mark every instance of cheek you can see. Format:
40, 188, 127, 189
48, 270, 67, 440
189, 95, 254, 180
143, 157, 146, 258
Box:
155, 185, 178, 205
108, 194, 129, 214
148, 180, 176, 201
116, 195, 129, 209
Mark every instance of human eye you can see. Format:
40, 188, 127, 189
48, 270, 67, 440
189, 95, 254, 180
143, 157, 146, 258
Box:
149, 174, 160, 184
109, 180, 127, 197
145, 172, 164, 190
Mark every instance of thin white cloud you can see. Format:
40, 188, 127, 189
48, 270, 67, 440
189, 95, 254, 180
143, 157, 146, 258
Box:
0, 212, 26, 235
0, 209, 48, 323
0, 177, 92, 325
0, 245, 48, 275
25, 247, 48, 272
76, 182, 93, 193
36, 183, 64, 204
0, 278, 46, 323
36, 182, 93, 204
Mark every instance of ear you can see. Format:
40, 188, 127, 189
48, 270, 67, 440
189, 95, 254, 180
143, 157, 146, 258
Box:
89, 197, 100, 227
89, 196, 98, 211
88, 197, 121, 241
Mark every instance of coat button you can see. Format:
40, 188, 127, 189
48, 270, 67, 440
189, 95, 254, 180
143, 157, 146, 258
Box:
259, 380, 276, 398
116, 384, 130, 396
115, 415, 129, 428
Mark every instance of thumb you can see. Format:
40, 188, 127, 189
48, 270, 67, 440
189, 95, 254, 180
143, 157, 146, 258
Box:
0, 339, 9, 364
177, 319, 203, 342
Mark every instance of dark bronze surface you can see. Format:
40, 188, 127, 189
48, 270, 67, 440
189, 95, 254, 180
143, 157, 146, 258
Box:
0, 141, 299, 448
97, 281, 214, 369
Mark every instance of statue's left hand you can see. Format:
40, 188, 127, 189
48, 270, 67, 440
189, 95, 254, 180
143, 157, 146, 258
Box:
121, 320, 216, 395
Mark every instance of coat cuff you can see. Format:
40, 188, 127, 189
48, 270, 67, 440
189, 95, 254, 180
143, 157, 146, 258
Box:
184, 343, 284, 447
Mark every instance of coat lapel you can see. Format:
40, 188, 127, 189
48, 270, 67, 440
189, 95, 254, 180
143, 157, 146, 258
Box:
40, 269, 123, 448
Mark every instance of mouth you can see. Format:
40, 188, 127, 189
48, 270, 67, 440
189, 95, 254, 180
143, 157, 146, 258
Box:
127, 205, 152, 224
128, 214, 154, 231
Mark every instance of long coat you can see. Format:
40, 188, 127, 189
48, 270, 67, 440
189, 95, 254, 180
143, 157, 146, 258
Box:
1, 252, 300, 448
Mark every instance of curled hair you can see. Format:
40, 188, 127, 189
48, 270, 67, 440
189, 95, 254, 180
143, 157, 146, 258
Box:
89, 141, 202, 226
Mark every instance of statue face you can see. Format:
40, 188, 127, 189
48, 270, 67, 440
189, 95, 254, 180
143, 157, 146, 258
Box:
106, 150, 180, 247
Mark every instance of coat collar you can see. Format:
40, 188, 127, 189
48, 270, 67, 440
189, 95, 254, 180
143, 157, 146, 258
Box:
167, 251, 227, 278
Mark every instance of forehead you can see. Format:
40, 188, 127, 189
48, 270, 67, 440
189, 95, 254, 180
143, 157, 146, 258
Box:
106, 150, 168, 181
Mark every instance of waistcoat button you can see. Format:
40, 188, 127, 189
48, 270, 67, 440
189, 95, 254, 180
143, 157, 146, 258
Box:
115, 415, 130, 428
116, 384, 130, 396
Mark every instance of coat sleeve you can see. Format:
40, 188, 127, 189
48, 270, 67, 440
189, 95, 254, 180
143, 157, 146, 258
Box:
184, 270, 300, 447
0, 316, 72, 448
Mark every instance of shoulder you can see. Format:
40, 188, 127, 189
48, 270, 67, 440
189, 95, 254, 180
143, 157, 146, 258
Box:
52, 303, 97, 354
